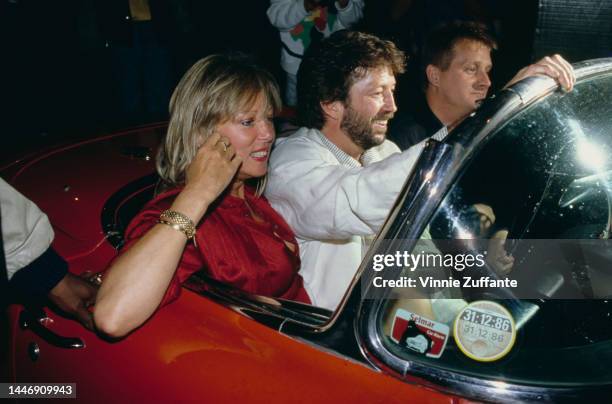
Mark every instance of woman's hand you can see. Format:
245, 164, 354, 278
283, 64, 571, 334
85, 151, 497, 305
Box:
94, 133, 242, 338
181, 133, 242, 222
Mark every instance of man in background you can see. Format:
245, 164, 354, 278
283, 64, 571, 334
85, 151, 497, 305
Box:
267, 0, 364, 106
388, 21, 574, 150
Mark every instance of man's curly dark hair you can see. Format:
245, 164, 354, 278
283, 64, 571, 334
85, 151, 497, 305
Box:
296, 30, 406, 130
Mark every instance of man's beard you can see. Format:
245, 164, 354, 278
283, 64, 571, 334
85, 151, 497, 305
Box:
341, 105, 394, 151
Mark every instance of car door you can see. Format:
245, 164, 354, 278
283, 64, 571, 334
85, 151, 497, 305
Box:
9, 290, 239, 402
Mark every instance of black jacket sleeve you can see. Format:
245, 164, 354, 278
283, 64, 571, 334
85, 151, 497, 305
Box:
9, 247, 68, 300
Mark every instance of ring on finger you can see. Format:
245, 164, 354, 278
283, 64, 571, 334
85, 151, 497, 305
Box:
89, 273, 103, 286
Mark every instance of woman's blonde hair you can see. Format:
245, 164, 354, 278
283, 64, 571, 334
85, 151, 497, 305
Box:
156, 54, 281, 189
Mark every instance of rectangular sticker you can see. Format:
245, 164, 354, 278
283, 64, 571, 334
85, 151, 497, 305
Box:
390, 308, 450, 359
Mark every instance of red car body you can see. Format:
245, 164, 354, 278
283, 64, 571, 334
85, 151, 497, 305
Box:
2, 124, 459, 403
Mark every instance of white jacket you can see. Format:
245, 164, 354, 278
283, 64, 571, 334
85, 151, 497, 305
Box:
266, 128, 434, 309
1, 178, 54, 280
267, 0, 364, 75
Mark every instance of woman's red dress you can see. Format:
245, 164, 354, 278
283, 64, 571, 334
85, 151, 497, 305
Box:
122, 187, 310, 306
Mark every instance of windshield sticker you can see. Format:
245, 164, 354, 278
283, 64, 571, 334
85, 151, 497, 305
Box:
453, 301, 516, 362
390, 309, 450, 358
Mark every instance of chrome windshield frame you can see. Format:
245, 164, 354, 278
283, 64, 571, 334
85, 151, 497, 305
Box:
355, 58, 612, 402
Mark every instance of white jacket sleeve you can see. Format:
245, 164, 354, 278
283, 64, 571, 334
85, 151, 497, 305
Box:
267, 0, 309, 30
335, 0, 364, 28
1, 178, 54, 280
266, 136, 424, 241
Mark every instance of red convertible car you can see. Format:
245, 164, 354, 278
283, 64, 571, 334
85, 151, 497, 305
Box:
3, 58, 612, 403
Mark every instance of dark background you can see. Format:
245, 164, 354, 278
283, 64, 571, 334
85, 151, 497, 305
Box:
1, 0, 611, 163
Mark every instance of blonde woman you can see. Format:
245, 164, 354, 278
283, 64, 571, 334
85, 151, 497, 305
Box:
95, 54, 310, 337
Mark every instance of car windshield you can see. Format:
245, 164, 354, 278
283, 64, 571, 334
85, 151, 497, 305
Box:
377, 69, 612, 387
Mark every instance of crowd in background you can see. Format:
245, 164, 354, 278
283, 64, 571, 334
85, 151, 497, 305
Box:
1, 0, 608, 161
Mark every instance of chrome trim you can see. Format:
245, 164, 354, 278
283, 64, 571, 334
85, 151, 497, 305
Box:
355, 140, 456, 374
184, 273, 332, 329
356, 58, 612, 402
505, 57, 612, 108
20, 308, 85, 349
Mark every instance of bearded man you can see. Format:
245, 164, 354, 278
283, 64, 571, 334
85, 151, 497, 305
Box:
265, 30, 443, 310
266, 29, 573, 311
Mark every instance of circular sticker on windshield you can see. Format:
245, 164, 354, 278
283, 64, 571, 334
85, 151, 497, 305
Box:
453, 301, 516, 362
